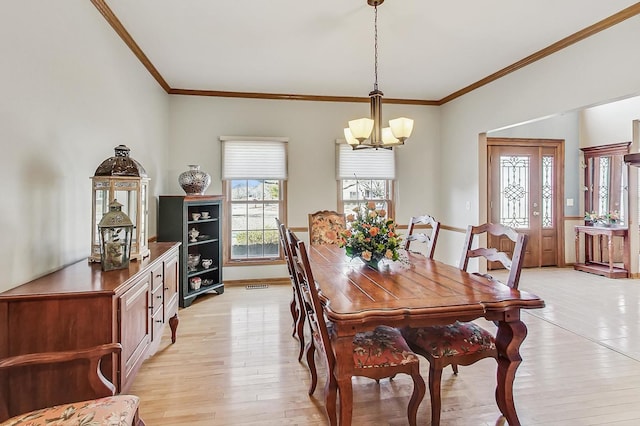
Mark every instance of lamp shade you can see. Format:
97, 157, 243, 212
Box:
381, 127, 399, 146
348, 118, 374, 142
389, 117, 414, 142
344, 128, 360, 146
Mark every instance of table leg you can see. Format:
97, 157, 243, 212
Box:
334, 335, 354, 426
607, 235, 614, 273
495, 312, 527, 426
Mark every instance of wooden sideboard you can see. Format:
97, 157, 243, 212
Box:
574, 225, 629, 278
0, 242, 180, 420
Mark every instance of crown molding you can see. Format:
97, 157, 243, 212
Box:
94, 1, 640, 105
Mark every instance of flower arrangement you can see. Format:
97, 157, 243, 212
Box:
584, 210, 620, 225
338, 201, 402, 268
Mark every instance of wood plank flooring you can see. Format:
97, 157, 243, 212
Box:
130, 268, 640, 425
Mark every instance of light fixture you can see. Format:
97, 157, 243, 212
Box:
344, 0, 413, 150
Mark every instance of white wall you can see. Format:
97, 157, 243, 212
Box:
167, 96, 440, 280
437, 14, 640, 266
0, 1, 170, 292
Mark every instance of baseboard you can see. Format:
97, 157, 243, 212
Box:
224, 277, 290, 287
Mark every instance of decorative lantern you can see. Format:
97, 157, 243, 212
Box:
90, 145, 150, 262
98, 200, 134, 271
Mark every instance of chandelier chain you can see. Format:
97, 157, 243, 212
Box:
373, 5, 378, 91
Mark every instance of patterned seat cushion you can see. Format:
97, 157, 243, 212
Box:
1, 395, 139, 426
401, 321, 496, 359
320, 323, 419, 368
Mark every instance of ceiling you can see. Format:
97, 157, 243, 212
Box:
100, 0, 640, 103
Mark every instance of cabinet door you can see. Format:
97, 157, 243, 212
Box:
119, 274, 151, 392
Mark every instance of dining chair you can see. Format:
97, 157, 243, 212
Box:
404, 214, 441, 259
291, 233, 426, 426
459, 222, 528, 289
276, 218, 301, 343
308, 210, 346, 245
401, 222, 528, 426
277, 218, 308, 362
0, 343, 144, 425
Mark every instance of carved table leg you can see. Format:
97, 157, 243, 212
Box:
495, 311, 527, 426
334, 335, 354, 426
169, 313, 179, 344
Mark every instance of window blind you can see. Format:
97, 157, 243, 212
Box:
336, 143, 396, 180
220, 137, 288, 180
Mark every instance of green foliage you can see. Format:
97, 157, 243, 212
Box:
234, 230, 279, 245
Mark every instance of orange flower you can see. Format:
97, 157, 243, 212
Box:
385, 249, 394, 259
366, 201, 376, 210
369, 227, 379, 237
361, 251, 372, 261
343, 230, 352, 237
346, 214, 355, 221
378, 209, 386, 217
387, 231, 395, 237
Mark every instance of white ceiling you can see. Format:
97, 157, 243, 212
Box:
104, 0, 639, 101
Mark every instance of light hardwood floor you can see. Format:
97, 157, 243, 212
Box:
130, 268, 640, 425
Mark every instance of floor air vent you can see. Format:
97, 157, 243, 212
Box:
246, 284, 269, 290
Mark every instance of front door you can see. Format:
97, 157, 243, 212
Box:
488, 138, 563, 268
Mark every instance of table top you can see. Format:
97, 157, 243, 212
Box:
307, 244, 545, 328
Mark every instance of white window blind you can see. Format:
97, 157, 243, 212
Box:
336, 143, 396, 180
220, 137, 288, 180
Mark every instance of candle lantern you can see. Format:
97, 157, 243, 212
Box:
98, 200, 134, 271
90, 145, 150, 262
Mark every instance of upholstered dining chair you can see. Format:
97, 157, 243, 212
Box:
0, 343, 144, 426
401, 222, 528, 426
404, 214, 441, 259
308, 210, 346, 245
290, 232, 426, 426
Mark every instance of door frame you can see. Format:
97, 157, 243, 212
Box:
486, 137, 566, 267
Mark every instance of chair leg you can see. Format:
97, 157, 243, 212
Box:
296, 309, 306, 362
451, 363, 458, 375
305, 340, 318, 395
429, 364, 443, 426
290, 288, 299, 338
407, 366, 426, 426
323, 370, 338, 426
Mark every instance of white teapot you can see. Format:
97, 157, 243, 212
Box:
189, 228, 200, 242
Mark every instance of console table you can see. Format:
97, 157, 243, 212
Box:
0, 242, 180, 419
574, 225, 629, 278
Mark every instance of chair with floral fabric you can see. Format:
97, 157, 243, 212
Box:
308, 210, 346, 245
404, 214, 440, 259
290, 232, 425, 426
400, 222, 528, 426
0, 343, 144, 426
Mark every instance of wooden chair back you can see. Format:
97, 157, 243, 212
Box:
459, 222, 528, 289
308, 210, 346, 245
291, 236, 337, 371
404, 214, 441, 259
0, 343, 122, 421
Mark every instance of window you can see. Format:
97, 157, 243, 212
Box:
336, 143, 395, 216
221, 137, 288, 264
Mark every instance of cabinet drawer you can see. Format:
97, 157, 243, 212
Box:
151, 304, 164, 341
151, 283, 163, 315
151, 264, 164, 292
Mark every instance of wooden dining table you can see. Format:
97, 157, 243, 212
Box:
307, 244, 545, 426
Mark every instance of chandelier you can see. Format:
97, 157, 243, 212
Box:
344, 0, 413, 150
